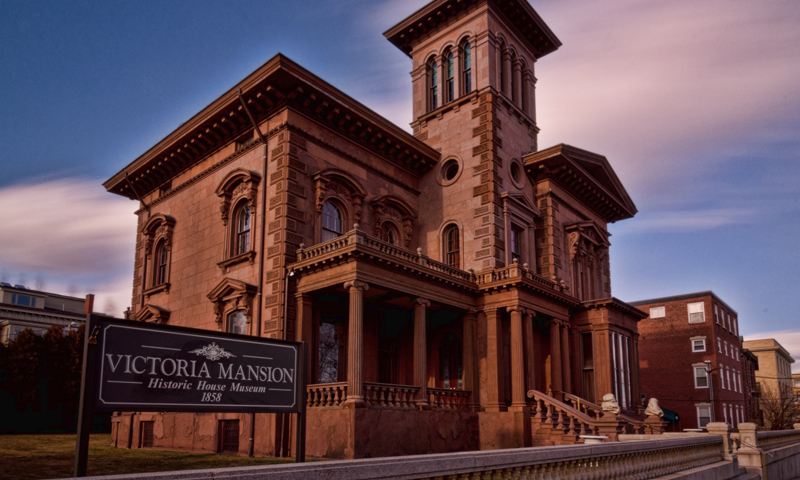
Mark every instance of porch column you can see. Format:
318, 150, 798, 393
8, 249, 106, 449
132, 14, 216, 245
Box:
549, 320, 563, 396
631, 334, 642, 412
523, 310, 536, 393
485, 307, 504, 411
463, 309, 479, 410
295, 292, 314, 382
561, 323, 573, 394
344, 280, 368, 407
413, 298, 431, 408
509, 307, 527, 411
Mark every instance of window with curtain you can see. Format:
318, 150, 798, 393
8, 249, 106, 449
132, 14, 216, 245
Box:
228, 310, 246, 335
322, 202, 343, 242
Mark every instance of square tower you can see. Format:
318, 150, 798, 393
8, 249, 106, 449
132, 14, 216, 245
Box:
386, 0, 561, 272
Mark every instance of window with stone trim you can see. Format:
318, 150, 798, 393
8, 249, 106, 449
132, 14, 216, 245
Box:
443, 224, 461, 269
692, 338, 706, 352
428, 57, 438, 111
154, 240, 168, 286
321, 202, 343, 242
461, 41, 472, 94
141, 213, 176, 297
228, 310, 247, 336
234, 203, 251, 256
215, 169, 260, 270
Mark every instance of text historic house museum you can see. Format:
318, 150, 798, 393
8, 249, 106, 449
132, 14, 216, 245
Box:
105, 0, 651, 458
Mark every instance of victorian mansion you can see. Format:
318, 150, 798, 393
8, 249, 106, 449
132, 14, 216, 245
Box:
105, 0, 646, 459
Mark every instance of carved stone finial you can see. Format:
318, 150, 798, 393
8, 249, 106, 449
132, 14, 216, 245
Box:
417, 247, 422, 256
353, 223, 359, 230
512, 258, 519, 265
601, 393, 621, 416
523, 263, 529, 269
645, 398, 664, 418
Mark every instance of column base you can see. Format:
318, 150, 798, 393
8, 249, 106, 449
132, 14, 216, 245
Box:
343, 397, 366, 409
508, 404, 528, 412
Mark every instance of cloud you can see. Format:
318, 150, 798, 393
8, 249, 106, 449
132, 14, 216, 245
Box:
744, 330, 800, 373
0, 178, 137, 315
530, 0, 800, 204
615, 207, 759, 234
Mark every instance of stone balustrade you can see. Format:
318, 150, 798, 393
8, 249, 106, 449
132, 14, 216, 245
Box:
563, 393, 656, 434
756, 429, 800, 451
306, 382, 347, 408
293, 228, 566, 293
428, 388, 471, 410
53, 435, 736, 480
529, 389, 601, 438
363, 382, 419, 409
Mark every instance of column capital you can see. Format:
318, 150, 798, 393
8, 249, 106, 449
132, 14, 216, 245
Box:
344, 280, 369, 292
464, 308, 479, 321
507, 306, 525, 315
524, 309, 536, 319
413, 297, 431, 308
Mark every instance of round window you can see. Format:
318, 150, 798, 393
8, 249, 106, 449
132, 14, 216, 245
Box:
509, 160, 525, 188
443, 160, 459, 181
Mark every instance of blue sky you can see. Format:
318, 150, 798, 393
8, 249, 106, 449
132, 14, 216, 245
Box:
1, 0, 799, 362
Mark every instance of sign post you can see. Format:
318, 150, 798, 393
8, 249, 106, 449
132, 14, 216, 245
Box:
74, 314, 307, 476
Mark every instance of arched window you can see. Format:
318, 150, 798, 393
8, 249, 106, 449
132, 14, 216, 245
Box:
381, 223, 399, 245
462, 42, 472, 94
510, 52, 517, 103
445, 51, 454, 103
428, 58, 438, 111
154, 240, 168, 286
439, 332, 463, 389
497, 42, 505, 94
322, 202, 343, 242
235, 204, 251, 256
228, 310, 246, 335
443, 224, 460, 268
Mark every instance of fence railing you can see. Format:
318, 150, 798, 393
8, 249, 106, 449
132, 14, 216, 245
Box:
427, 388, 470, 411
52, 436, 732, 480
306, 382, 347, 408
363, 383, 419, 409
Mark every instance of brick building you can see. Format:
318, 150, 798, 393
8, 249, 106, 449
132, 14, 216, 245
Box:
104, 0, 648, 458
631, 292, 747, 430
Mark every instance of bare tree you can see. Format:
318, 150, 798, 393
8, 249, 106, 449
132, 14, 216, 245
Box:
758, 383, 799, 430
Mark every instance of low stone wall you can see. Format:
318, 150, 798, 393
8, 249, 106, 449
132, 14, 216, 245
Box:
52, 436, 729, 480
765, 442, 800, 479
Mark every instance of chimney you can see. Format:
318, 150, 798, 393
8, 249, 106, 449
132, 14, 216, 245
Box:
84, 294, 95, 315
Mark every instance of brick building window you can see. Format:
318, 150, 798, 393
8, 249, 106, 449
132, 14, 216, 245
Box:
717, 338, 722, 353
649, 306, 665, 318
697, 405, 712, 427
691, 338, 706, 352
687, 302, 705, 323
694, 366, 709, 388
714, 305, 719, 323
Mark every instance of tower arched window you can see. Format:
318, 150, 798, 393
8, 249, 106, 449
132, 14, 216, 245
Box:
228, 310, 247, 335
381, 223, 399, 246
428, 59, 438, 111
462, 42, 472, 94
154, 240, 168, 286
443, 224, 460, 269
235, 204, 251, 256
445, 51, 454, 103
322, 202, 343, 242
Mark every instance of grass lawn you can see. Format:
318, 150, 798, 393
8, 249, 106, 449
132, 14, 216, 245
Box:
0, 433, 296, 480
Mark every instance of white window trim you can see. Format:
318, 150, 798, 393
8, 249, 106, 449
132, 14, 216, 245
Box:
691, 338, 707, 352
688, 302, 705, 323
694, 364, 709, 389
696, 403, 712, 428
717, 338, 722, 353
650, 306, 665, 318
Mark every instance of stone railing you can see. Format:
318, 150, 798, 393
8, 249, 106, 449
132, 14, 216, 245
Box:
528, 389, 601, 438
563, 393, 653, 434
55, 435, 736, 480
474, 261, 563, 292
428, 388, 471, 411
306, 382, 347, 408
364, 382, 419, 409
294, 229, 475, 284
756, 429, 800, 451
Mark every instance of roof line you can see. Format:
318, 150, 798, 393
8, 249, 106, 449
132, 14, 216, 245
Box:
628, 290, 738, 316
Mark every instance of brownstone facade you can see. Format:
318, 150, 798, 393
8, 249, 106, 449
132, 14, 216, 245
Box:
632, 292, 747, 430
105, 0, 646, 458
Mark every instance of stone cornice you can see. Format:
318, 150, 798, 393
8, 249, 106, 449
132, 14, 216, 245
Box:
579, 297, 649, 321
